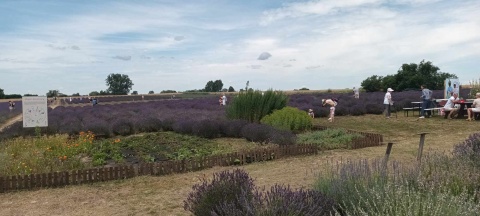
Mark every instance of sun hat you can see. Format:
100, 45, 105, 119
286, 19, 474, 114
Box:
387, 88, 394, 92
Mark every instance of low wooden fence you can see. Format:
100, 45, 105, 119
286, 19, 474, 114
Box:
312, 126, 384, 149
0, 144, 317, 193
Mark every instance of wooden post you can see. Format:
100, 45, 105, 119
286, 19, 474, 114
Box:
384, 142, 394, 163
417, 132, 429, 163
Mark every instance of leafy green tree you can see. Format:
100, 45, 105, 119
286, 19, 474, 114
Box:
228, 86, 235, 92
148, 90, 154, 94
204, 79, 223, 92
131, 91, 138, 95
105, 73, 134, 95
393, 60, 456, 91
0, 88, 4, 99
72, 93, 80, 96
46, 90, 60, 97
361, 75, 383, 92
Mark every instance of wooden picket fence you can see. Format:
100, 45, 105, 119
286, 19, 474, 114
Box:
312, 126, 384, 149
0, 144, 317, 193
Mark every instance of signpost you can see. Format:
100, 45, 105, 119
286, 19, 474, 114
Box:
22, 96, 48, 128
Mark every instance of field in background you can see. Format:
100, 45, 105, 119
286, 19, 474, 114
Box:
0, 113, 476, 215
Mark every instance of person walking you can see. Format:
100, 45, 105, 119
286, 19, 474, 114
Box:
419, 85, 433, 118
383, 88, 394, 119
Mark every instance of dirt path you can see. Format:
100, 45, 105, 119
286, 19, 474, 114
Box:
0, 99, 62, 132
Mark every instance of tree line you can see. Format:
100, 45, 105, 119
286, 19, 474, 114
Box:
361, 60, 457, 92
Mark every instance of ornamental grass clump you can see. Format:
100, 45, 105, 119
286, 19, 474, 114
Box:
226, 89, 288, 123
260, 106, 312, 132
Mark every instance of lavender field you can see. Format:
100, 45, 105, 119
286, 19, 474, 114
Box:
0, 88, 470, 141
0, 101, 22, 125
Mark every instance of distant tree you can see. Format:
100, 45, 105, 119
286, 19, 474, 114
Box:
105, 73, 134, 95
131, 91, 138, 95
221, 88, 228, 92
72, 93, 80, 96
46, 90, 60, 97
361, 75, 383, 92
148, 90, 154, 94
99, 90, 110, 95
204, 80, 223, 92
89, 91, 100, 96
299, 87, 310, 90
161, 90, 177, 93
245, 81, 249, 91
228, 86, 235, 92
0, 88, 4, 99
23, 94, 38, 96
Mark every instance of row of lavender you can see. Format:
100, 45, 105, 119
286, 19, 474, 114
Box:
61, 95, 176, 104
0, 97, 295, 144
288, 89, 470, 117
0, 89, 469, 140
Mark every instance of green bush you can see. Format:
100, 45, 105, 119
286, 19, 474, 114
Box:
260, 106, 312, 132
226, 89, 288, 123
296, 129, 363, 150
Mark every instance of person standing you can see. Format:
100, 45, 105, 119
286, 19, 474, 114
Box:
222, 94, 227, 106
383, 88, 394, 119
353, 87, 360, 99
419, 85, 433, 118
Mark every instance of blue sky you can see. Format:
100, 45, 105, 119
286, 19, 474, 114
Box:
1, 0, 479, 95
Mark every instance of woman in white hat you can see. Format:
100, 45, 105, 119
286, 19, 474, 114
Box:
383, 88, 394, 118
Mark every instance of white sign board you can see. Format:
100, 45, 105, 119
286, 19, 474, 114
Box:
23, 96, 48, 128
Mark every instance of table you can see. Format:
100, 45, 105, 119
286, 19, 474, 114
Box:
403, 102, 422, 117
454, 101, 473, 119
412, 102, 422, 116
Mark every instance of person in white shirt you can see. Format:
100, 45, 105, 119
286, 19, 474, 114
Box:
222, 94, 227, 106
383, 88, 394, 118
466, 92, 480, 121
443, 93, 459, 119
353, 87, 359, 99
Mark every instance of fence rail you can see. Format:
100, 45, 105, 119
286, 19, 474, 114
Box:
0, 144, 317, 193
0, 128, 383, 193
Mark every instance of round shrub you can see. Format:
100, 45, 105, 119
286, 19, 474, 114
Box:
172, 119, 194, 135
268, 129, 296, 145
111, 118, 135, 136
241, 123, 274, 144
192, 120, 221, 139
221, 119, 249, 138
260, 106, 312, 132
184, 169, 256, 216
134, 116, 162, 133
